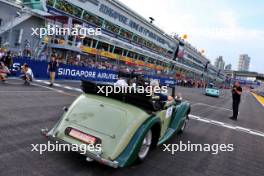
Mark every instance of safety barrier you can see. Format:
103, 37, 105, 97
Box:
11, 57, 176, 86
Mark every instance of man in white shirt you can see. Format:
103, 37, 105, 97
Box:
114, 77, 128, 87
21, 63, 34, 85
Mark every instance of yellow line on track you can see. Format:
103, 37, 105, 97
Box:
251, 92, 264, 106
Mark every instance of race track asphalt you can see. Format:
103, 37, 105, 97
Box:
0, 79, 264, 176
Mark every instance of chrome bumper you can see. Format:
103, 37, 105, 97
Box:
41, 129, 119, 168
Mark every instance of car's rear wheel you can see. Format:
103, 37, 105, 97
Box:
178, 118, 187, 134
137, 130, 152, 161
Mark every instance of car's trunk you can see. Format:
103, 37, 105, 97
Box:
54, 94, 149, 160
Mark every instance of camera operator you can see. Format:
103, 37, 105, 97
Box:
230, 81, 242, 121
0, 62, 10, 83
21, 63, 34, 86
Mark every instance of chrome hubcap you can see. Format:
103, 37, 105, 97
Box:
138, 130, 152, 159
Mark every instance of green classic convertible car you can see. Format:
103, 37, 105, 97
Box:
42, 80, 191, 168
205, 83, 220, 97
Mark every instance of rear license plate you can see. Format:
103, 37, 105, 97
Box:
68, 129, 97, 145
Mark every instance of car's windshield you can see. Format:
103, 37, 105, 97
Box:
208, 83, 215, 88
207, 84, 218, 89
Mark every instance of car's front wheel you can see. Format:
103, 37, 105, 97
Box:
137, 130, 152, 161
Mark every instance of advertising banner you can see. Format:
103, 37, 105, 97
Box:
12, 57, 176, 86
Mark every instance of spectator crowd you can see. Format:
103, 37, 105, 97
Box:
0, 50, 221, 89
176, 79, 207, 88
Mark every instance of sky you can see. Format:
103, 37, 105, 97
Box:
119, 0, 264, 73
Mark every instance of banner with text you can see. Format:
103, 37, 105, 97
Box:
12, 57, 176, 86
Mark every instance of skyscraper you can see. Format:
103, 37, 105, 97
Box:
214, 56, 225, 70
238, 54, 250, 71
225, 64, 232, 70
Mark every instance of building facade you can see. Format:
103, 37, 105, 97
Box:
225, 64, 232, 70
214, 56, 225, 70
238, 54, 250, 71
0, 0, 225, 82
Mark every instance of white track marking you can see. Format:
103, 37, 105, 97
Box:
64, 86, 74, 90
210, 120, 225, 126
53, 83, 63, 87
35, 80, 82, 92
222, 124, 237, 130
1, 82, 25, 85
31, 83, 64, 94
192, 103, 232, 112
235, 126, 251, 132
0, 90, 54, 93
71, 88, 83, 92
189, 114, 264, 138
8, 78, 82, 94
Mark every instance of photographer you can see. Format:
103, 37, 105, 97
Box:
21, 63, 34, 86
0, 62, 10, 83
115, 76, 128, 87
230, 81, 242, 121
1, 51, 13, 69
